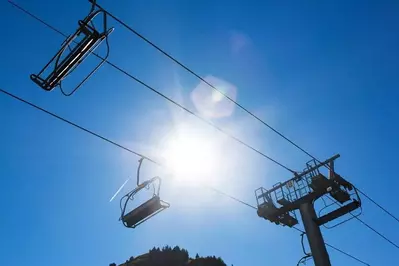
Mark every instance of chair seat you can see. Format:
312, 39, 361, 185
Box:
123, 196, 164, 228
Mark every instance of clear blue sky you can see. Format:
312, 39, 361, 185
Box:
1, 0, 399, 265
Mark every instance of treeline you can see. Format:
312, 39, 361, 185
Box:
111, 245, 227, 266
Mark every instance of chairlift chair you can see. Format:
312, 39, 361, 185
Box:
120, 158, 170, 229
30, 3, 114, 95
315, 174, 362, 227
306, 160, 362, 227
121, 177, 170, 228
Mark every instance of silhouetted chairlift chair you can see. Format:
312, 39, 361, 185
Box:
120, 158, 170, 229
315, 173, 362, 228
306, 164, 362, 227
30, 2, 114, 96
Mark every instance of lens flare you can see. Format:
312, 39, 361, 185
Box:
191, 76, 237, 118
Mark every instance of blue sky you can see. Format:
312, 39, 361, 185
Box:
1, 0, 399, 265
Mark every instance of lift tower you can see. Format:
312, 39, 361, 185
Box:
255, 154, 361, 266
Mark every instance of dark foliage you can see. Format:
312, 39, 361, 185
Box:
111, 246, 226, 266
187, 255, 226, 266
147, 245, 189, 266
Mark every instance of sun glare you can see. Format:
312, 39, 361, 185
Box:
161, 129, 220, 185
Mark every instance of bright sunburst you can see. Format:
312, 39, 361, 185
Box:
161, 126, 221, 185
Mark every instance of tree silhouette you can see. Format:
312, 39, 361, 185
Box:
112, 245, 226, 266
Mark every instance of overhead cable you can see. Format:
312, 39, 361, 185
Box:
7, 0, 295, 174
0, 88, 256, 211
326, 196, 399, 250
292, 227, 371, 266
88, 0, 319, 163
83, 0, 399, 227
0, 87, 370, 266
357, 188, 399, 223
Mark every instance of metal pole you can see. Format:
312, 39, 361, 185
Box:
299, 202, 331, 266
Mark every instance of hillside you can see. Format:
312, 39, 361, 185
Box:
110, 246, 227, 266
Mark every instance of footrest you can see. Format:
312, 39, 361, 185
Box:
315, 200, 360, 226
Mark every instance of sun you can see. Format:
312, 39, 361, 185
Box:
161, 128, 220, 184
